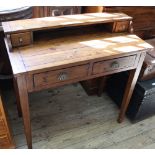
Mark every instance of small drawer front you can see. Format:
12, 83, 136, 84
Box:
10, 32, 32, 47
92, 55, 137, 75
34, 64, 89, 87
0, 134, 10, 148
0, 118, 7, 134
114, 21, 129, 32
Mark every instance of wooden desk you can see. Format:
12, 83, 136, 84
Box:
2, 13, 153, 149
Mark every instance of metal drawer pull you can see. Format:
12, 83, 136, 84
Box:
111, 61, 119, 69
58, 72, 68, 81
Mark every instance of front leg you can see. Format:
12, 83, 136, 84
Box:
118, 52, 146, 123
16, 74, 32, 149
13, 78, 22, 117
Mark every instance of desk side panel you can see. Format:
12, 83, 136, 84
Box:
4, 38, 26, 76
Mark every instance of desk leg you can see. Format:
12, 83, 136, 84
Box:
13, 79, 22, 117
16, 74, 32, 149
97, 76, 107, 97
118, 53, 146, 123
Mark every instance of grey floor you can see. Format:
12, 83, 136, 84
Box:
4, 83, 155, 149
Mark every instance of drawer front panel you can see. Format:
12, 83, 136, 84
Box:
92, 55, 137, 75
10, 32, 32, 47
34, 64, 89, 87
0, 118, 7, 134
114, 21, 129, 32
0, 134, 10, 148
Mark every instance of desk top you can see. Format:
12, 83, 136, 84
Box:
5, 31, 153, 76
2, 13, 132, 34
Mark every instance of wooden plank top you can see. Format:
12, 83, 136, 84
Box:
5, 31, 153, 76
2, 13, 132, 34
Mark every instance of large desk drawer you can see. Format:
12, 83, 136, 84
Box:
34, 64, 89, 87
92, 55, 137, 75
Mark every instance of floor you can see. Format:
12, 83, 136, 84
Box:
3, 83, 155, 149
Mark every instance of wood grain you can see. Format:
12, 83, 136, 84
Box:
5, 84, 155, 149
92, 54, 137, 75
2, 13, 132, 34
10, 32, 33, 47
3, 13, 153, 149
34, 64, 89, 88
6, 32, 153, 75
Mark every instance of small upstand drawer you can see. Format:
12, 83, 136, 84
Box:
114, 21, 129, 32
92, 55, 137, 75
34, 64, 89, 87
10, 32, 32, 47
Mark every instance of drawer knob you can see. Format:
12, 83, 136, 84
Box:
58, 72, 68, 81
111, 61, 119, 69
19, 37, 23, 43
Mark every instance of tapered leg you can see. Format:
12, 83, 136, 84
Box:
118, 53, 146, 123
16, 74, 32, 149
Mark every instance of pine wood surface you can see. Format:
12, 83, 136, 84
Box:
2, 13, 132, 34
5, 32, 153, 75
